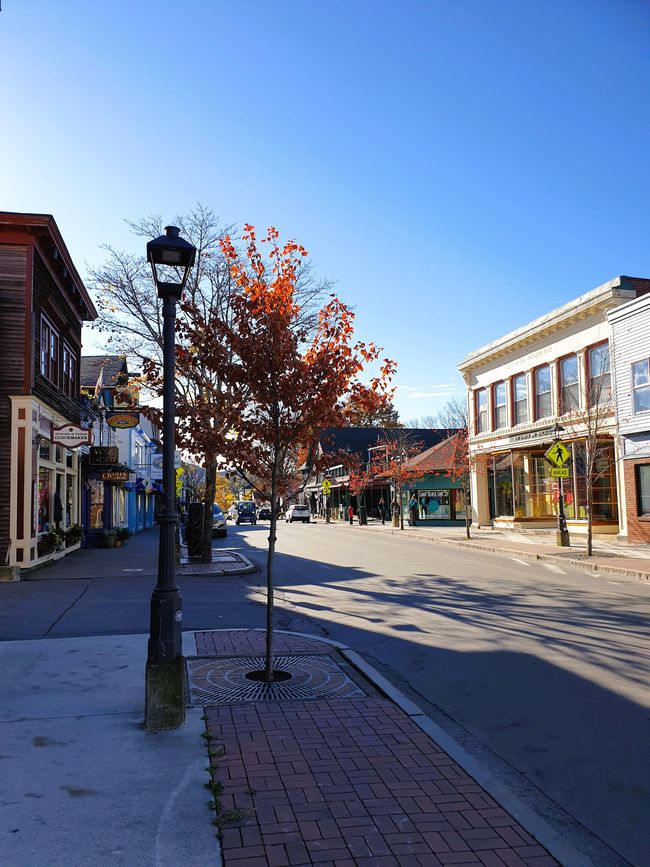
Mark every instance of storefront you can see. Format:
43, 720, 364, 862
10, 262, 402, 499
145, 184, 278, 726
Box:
400, 483, 468, 524
81, 452, 130, 546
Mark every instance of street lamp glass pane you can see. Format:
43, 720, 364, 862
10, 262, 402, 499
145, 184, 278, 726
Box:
160, 250, 183, 264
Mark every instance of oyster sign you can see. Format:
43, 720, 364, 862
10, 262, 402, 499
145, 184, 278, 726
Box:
106, 411, 140, 429
52, 424, 92, 448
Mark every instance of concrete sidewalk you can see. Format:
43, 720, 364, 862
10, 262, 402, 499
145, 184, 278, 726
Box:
333, 520, 650, 582
1, 628, 624, 867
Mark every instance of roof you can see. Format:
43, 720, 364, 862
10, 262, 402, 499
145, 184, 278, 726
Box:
0, 211, 97, 321
318, 427, 458, 460
80, 355, 128, 388
403, 434, 460, 473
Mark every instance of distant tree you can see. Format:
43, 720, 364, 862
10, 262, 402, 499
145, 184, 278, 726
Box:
177, 225, 395, 681
343, 394, 402, 427
404, 414, 437, 429
182, 462, 206, 504
435, 395, 467, 429
369, 429, 424, 529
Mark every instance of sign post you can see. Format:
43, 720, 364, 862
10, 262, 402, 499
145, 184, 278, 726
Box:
545, 440, 571, 547
321, 479, 331, 523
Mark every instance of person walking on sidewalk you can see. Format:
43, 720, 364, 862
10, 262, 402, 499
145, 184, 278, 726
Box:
378, 497, 386, 524
408, 494, 418, 526
348, 504, 354, 525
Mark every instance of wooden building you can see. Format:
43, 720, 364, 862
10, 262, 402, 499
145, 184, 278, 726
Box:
0, 212, 97, 576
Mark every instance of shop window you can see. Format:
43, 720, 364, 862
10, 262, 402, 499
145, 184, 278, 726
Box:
452, 488, 468, 520
494, 453, 514, 516
513, 375, 528, 425
591, 451, 617, 521
38, 467, 51, 533
588, 343, 611, 406
632, 360, 650, 414
535, 366, 552, 419
511, 451, 556, 519
418, 490, 450, 519
475, 389, 488, 433
637, 465, 650, 515
40, 316, 59, 385
560, 355, 579, 413
89, 480, 104, 529
493, 382, 507, 429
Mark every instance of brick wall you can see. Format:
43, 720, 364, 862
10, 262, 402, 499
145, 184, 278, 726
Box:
623, 459, 650, 543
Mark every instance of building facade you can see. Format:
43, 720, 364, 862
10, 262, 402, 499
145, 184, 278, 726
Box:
459, 276, 650, 535
608, 293, 650, 543
0, 213, 97, 574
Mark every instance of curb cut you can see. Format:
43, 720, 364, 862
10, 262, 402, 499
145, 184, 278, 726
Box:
352, 524, 650, 582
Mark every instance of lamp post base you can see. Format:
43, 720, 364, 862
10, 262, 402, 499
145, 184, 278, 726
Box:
556, 529, 571, 547
144, 657, 186, 732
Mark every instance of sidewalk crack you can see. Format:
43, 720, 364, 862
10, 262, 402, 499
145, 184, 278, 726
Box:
43, 581, 92, 636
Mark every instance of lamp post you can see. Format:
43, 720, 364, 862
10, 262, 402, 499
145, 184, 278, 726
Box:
144, 226, 196, 732
553, 422, 571, 548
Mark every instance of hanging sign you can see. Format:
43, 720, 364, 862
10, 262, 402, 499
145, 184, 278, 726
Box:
90, 446, 119, 465
151, 453, 163, 480
52, 424, 92, 448
106, 411, 140, 429
101, 470, 129, 482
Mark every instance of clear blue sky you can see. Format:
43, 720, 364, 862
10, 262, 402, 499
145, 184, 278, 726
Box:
2, 0, 649, 421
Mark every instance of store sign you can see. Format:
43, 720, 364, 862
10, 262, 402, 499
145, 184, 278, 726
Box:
151, 453, 163, 479
106, 411, 140, 429
52, 424, 92, 448
508, 427, 556, 444
90, 446, 119, 465
101, 470, 130, 483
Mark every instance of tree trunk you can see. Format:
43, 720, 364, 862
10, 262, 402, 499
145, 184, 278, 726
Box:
264, 469, 278, 682
586, 474, 593, 557
201, 459, 217, 563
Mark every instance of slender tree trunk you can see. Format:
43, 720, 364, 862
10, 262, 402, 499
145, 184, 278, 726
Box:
201, 458, 217, 563
586, 475, 593, 557
264, 458, 279, 682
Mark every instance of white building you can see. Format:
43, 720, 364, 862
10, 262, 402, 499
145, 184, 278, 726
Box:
458, 276, 650, 535
608, 293, 650, 543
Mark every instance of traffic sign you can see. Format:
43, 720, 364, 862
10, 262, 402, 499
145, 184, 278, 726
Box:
321, 480, 331, 495
545, 440, 570, 467
550, 467, 569, 478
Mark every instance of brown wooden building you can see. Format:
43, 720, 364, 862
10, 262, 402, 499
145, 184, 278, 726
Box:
0, 212, 97, 575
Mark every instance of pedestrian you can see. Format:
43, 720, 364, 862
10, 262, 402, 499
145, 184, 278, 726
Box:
378, 497, 386, 525
408, 493, 418, 526
348, 504, 354, 525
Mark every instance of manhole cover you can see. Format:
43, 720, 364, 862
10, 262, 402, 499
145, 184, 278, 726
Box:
186, 654, 366, 705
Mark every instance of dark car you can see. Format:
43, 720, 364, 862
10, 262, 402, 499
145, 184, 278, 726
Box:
258, 507, 272, 520
212, 504, 227, 538
235, 501, 257, 525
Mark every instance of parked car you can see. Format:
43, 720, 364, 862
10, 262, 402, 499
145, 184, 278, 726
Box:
212, 504, 227, 538
258, 507, 272, 520
285, 504, 311, 524
235, 501, 257, 525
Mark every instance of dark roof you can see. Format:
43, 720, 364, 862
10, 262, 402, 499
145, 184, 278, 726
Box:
403, 434, 460, 473
318, 428, 458, 461
80, 355, 128, 388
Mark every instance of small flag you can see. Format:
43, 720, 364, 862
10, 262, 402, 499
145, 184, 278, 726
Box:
94, 365, 104, 399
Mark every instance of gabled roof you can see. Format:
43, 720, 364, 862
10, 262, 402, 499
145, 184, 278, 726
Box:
318, 427, 456, 460
403, 434, 460, 473
80, 355, 128, 388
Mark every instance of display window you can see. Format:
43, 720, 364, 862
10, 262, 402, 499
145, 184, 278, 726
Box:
38, 467, 51, 533
89, 479, 104, 529
418, 490, 451, 520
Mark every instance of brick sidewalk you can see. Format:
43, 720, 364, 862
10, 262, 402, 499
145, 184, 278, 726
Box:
199, 631, 559, 867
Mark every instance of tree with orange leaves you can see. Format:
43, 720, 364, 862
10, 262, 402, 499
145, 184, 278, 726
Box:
177, 225, 395, 681
368, 430, 424, 529
445, 428, 472, 539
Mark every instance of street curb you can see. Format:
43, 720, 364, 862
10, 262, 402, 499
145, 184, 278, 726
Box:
200, 628, 609, 867
352, 524, 650, 582
178, 554, 257, 577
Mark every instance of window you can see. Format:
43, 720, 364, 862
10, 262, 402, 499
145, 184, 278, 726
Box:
476, 389, 488, 433
535, 365, 552, 419
40, 316, 59, 385
638, 465, 650, 515
560, 355, 579, 413
62, 343, 77, 397
513, 374, 528, 425
493, 382, 507, 429
588, 343, 611, 405
632, 360, 650, 414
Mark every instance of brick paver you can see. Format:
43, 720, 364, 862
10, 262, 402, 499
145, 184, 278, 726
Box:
200, 630, 559, 866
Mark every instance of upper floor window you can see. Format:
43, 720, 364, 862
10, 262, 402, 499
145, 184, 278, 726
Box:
493, 382, 507, 429
62, 343, 77, 397
632, 359, 650, 413
535, 365, 552, 419
513, 374, 528, 425
476, 388, 488, 433
588, 343, 611, 406
40, 316, 59, 385
559, 355, 579, 413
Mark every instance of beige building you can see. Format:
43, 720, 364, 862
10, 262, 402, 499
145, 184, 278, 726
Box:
459, 276, 650, 535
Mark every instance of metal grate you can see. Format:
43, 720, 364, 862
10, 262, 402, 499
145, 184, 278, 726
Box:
186, 654, 367, 705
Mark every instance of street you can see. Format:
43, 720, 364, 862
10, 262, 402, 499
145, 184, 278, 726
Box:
1, 522, 648, 864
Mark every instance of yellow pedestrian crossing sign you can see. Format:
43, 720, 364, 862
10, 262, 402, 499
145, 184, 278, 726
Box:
321, 479, 332, 495
545, 440, 570, 468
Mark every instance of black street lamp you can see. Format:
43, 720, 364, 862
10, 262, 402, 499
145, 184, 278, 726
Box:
144, 226, 196, 732
553, 422, 571, 548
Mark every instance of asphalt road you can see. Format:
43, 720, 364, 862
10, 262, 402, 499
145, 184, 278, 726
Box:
1, 522, 648, 864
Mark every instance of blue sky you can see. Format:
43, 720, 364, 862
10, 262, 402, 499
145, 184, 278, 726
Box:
2, 0, 649, 420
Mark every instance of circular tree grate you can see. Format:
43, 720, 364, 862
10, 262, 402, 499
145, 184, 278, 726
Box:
186, 654, 366, 705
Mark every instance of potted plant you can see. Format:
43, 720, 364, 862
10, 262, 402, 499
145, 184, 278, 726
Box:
45, 527, 66, 552
97, 529, 117, 549
115, 527, 131, 545
65, 524, 83, 547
